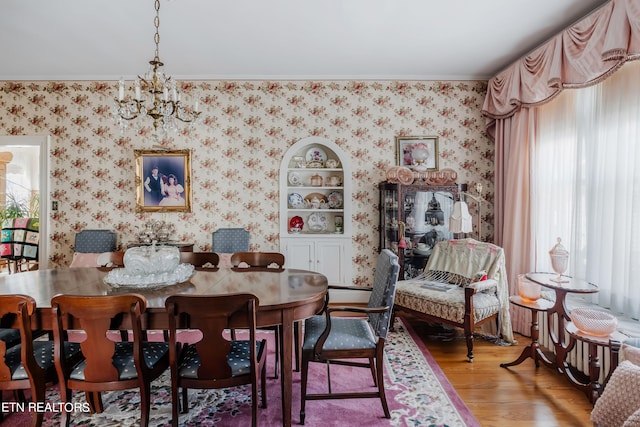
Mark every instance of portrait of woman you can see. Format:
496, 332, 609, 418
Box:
159, 174, 185, 207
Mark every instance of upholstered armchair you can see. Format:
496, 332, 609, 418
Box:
591, 338, 640, 427
393, 239, 515, 361
300, 249, 400, 424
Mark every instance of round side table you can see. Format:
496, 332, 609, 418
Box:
565, 321, 625, 403
501, 295, 555, 369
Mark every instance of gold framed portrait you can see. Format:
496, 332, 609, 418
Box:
134, 149, 192, 213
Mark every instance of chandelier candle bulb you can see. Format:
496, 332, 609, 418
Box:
134, 81, 141, 100
118, 79, 125, 101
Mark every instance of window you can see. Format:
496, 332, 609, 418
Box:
533, 61, 640, 320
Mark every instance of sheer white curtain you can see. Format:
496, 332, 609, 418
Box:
533, 61, 640, 320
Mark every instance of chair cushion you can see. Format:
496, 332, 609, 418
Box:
69, 252, 102, 268
395, 280, 500, 324
6, 341, 81, 380
69, 251, 120, 268
303, 316, 377, 352
70, 341, 169, 381
178, 340, 265, 379
591, 360, 640, 427
0, 328, 20, 347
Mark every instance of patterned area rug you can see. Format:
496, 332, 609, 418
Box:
4, 317, 479, 426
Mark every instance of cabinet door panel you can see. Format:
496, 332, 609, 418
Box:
315, 240, 344, 285
284, 241, 314, 271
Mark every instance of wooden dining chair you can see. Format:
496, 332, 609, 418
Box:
179, 251, 220, 269
0, 295, 82, 427
51, 294, 170, 427
230, 251, 285, 270
165, 293, 267, 427
229, 251, 293, 378
98, 251, 125, 267
300, 249, 400, 424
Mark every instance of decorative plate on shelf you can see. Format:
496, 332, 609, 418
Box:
288, 193, 305, 208
288, 172, 302, 186
307, 212, 329, 232
305, 147, 327, 165
327, 191, 343, 209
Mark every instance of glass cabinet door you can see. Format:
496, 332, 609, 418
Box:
379, 182, 459, 280
403, 190, 454, 278
380, 186, 399, 253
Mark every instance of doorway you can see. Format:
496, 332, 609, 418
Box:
0, 135, 50, 269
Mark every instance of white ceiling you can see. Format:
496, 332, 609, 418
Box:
0, 0, 610, 81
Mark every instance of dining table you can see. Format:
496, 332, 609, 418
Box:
0, 266, 328, 427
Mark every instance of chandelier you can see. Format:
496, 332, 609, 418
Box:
114, 0, 200, 135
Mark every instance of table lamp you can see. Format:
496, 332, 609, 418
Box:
449, 183, 483, 240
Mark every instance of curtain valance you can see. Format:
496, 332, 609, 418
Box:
482, 0, 640, 123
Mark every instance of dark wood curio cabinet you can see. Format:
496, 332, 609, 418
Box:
379, 181, 460, 280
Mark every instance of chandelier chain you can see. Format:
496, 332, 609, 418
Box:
153, 0, 161, 62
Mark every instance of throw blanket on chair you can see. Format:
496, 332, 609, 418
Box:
422, 239, 514, 343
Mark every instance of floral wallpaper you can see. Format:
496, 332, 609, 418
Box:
0, 79, 493, 285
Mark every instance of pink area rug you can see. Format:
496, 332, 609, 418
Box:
2, 317, 479, 426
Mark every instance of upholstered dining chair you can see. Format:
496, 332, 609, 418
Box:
393, 238, 515, 362
51, 294, 169, 427
230, 251, 291, 378
179, 251, 220, 269
73, 229, 118, 253
212, 228, 250, 253
299, 249, 400, 424
165, 293, 267, 427
0, 295, 82, 427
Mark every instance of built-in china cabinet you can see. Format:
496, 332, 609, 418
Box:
379, 181, 460, 280
279, 137, 352, 286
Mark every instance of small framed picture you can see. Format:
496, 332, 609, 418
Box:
395, 136, 439, 171
134, 149, 192, 213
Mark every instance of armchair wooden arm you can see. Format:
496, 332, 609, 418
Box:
465, 278, 498, 292
327, 284, 373, 292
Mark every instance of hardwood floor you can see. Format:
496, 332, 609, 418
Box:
404, 317, 594, 427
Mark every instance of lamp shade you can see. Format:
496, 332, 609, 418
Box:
449, 201, 473, 233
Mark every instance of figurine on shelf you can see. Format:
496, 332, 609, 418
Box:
398, 222, 407, 249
